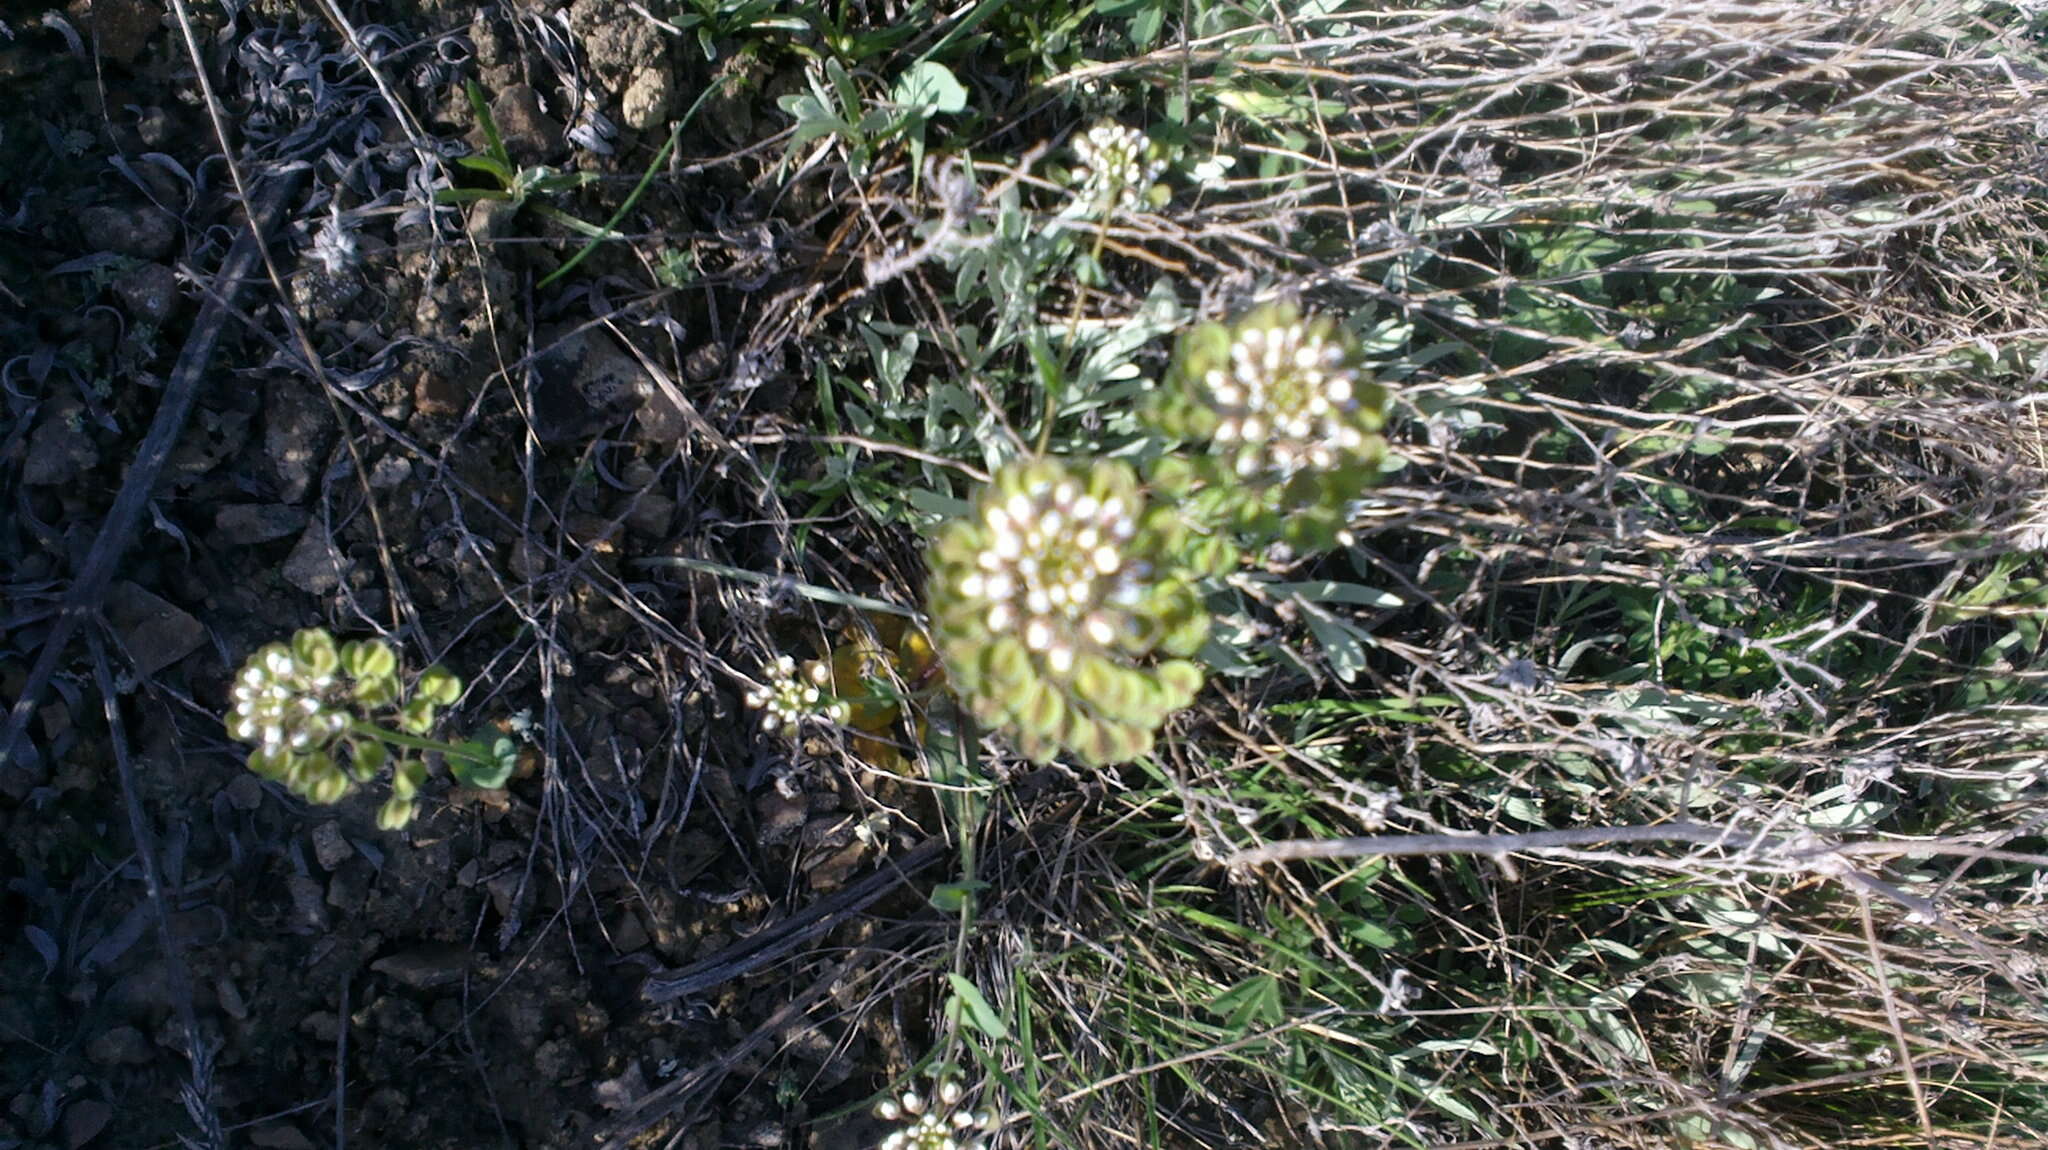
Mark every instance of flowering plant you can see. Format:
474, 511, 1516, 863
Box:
926, 458, 1206, 765
1063, 121, 1168, 217
1146, 302, 1391, 553
227, 628, 515, 829
874, 1077, 998, 1150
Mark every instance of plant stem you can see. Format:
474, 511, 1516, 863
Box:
348, 719, 491, 768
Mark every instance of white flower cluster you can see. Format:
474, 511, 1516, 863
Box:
1070, 122, 1165, 214
744, 655, 849, 736
1207, 318, 1369, 479
229, 644, 350, 757
875, 1081, 997, 1150
956, 479, 1144, 676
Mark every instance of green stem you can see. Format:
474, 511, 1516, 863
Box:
349, 719, 491, 769
536, 74, 733, 290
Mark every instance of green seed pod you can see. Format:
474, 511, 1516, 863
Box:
350, 738, 388, 782
292, 627, 340, 678
926, 458, 1208, 766
376, 796, 416, 831
391, 756, 428, 800
351, 671, 398, 709
397, 698, 437, 736
416, 666, 462, 707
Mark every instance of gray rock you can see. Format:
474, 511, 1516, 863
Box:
369, 944, 471, 991
531, 326, 649, 442
24, 395, 99, 487
78, 205, 177, 259
113, 262, 179, 323
281, 526, 347, 595
221, 773, 265, 811
623, 490, 674, 538
247, 1124, 318, 1150
263, 377, 333, 504
287, 873, 329, 932
105, 581, 204, 676
212, 503, 307, 545
310, 820, 352, 871
62, 1099, 112, 1148
86, 1026, 153, 1066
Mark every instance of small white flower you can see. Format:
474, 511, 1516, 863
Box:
744, 655, 848, 736
1068, 122, 1166, 216
1205, 316, 1370, 481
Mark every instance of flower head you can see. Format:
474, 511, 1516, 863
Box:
225, 628, 465, 821
1067, 121, 1167, 216
1146, 303, 1393, 553
927, 459, 1206, 765
874, 1078, 998, 1150
745, 654, 851, 737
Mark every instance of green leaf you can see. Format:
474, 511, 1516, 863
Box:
448, 737, 515, 790
1268, 580, 1404, 609
891, 61, 968, 115
946, 974, 1010, 1039
464, 79, 510, 168
1207, 974, 1284, 1032
928, 880, 987, 913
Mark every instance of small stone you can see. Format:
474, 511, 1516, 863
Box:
633, 390, 688, 444
805, 840, 868, 893
221, 774, 265, 811
531, 326, 649, 442
297, 1011, 340, 1042
281, 526, 348, 595
24, 395, 99, 487
105, 581, 204, 676
264, 377, 334, 504
370, 944, 470, 991
593, 1061, 648, 1110
621, 66, 672, 132
490, 83, 567, 165
485, 868, 527, 920
509, 537, 550, 582
291, 268, 362, 322
755, 787, 807, 846
607, 910, 649, 954
77, 204, 177, 259
623, 491, 674, 538
86, 1026, 152, 1066
310, 821, 352, 871
247, 1124, 318, 1150
325, 862, 370, 915
367, 455, 412, 489
535, 1037, 584, 1083
683, 343, 727, 383
465, 196, 521, 245
286, 873, 329, 932
215, 975, 249, 1021
62, 1099, 112, 1148
212, 503, 307, 545
113, 263, 180, 323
